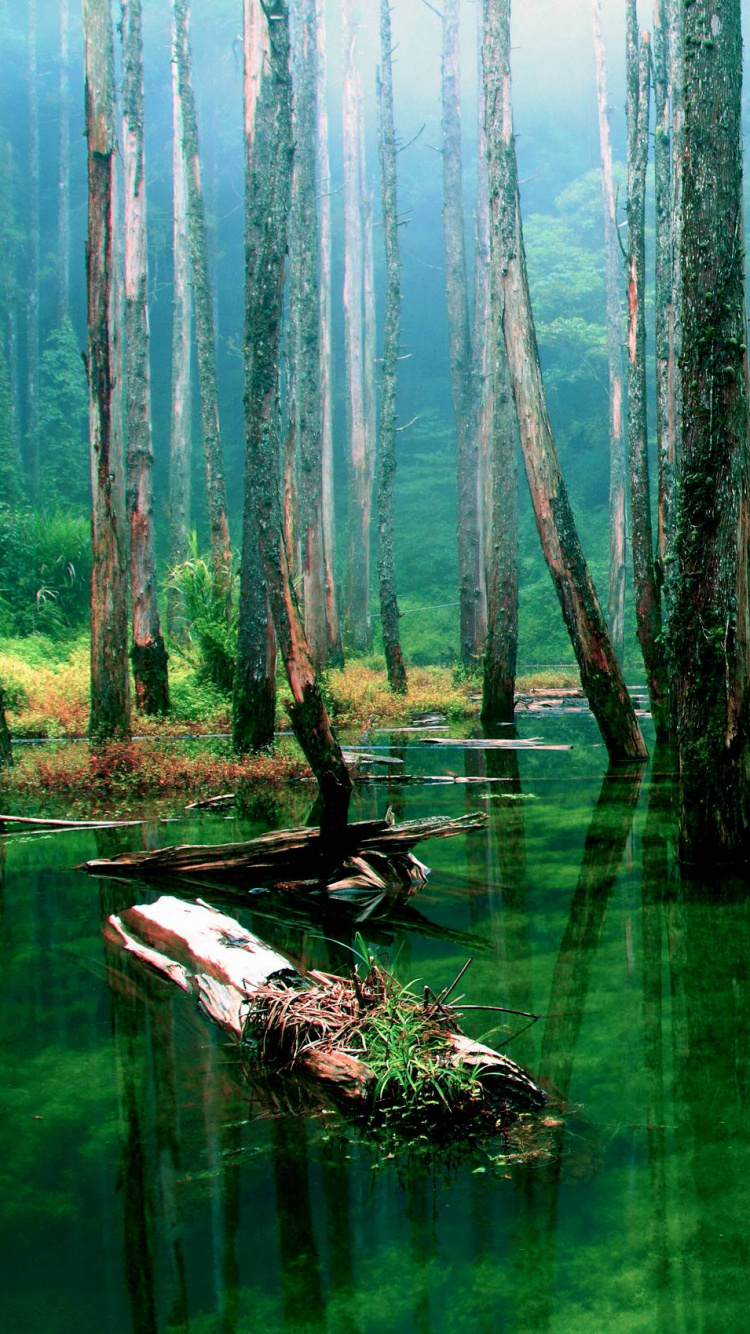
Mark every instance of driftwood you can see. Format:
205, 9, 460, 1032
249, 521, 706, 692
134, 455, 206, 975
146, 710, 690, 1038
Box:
420, 737, 572, 752
0, 814, 145, 831
105, 895, 545, 1112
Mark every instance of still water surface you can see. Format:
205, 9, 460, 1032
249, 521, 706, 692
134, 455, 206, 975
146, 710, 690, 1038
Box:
2, 713, 749, 1333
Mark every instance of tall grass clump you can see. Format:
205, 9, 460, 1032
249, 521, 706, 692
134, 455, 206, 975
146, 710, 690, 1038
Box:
166, 537, 237, 692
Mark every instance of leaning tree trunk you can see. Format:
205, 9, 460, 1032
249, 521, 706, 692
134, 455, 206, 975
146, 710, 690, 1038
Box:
167, 38, 192, 637
375, 0, 407, 694
121, 0, 169, 715
626, 13, 668, 739
442, 0, 483, 666
589, 0, 626, 664
232, 0, 276, 756
484, 0, 646, 764
58, 0, 71, 324
342, 0, 372, 655
239, 0, 350, 831
289, 0, 327, 668
0, 684, 12, 769
26, 0, 40, 496
84, 0, 131, 742
672, 0, 750, 860
315, 0, 343, 666
172, 0, 231, 598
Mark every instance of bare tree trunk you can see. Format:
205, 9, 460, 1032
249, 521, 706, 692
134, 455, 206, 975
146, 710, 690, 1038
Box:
84, 0, 131, 742
484, 0, 646, 763
589, 0, 626, 663
167, 41, 192, 636
376, 0, 407, 694
473, 2, 491, 634
0, 684, 11, 769
667, 0, 684, 480
58, 0, 71, 325
626, 11, 669, 738
232, 0, 276, 756
121, 0, 169, 715
26, 0, 40, 495
342, 0, 371, 655
441, 0, 482, 666
653, 0, 674, 577
315, 0, 343, 667
172, 0, 231, 597
672, 0, 750, 860
290, 0, 327, 667
240, 0, 350, 828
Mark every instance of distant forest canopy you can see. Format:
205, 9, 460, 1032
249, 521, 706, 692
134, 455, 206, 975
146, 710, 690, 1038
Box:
1, 0, 750, 665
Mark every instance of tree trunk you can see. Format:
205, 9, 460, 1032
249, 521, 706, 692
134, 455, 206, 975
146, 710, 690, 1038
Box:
626, 12, 668, 738
653, 0, 675, 578
672, 0, 750, 860
121, 0, 169, 715
589, 0, 626, 664
441, 0, 482, 666
26, 0, 40, 496
342, 0, 371, 655
239, 0, 350, 832
84, 0, 131, 742
290, 0, 327, 668
172, 0, 231, 597
233, 0, 276, 756
315, 0, 344, 667
167, 36, 192, 637
58, 0, 71, 325
484, 0, 646, 764
0, 683, 12, 769
473, 2, 490, 635
375, 0, 407, 694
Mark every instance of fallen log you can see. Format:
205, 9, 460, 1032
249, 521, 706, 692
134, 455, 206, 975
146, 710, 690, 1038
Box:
0, 813, 146, 831
105, 895, 545, 1115
420, 737, 572, 752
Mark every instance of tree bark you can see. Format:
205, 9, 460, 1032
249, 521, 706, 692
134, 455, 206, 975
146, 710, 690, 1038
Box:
84, 0, 131, 742
484, 0, 646, 764
290, 0, 327, 668
121, 0, 169, 715
441, 0, 483, 666
315, 0, 344, 667
0, 684, 12, 769
473, 2, 491, 635
626, 13, 669, 738
342, 0, 372, 655
376, 0, 407, 694
589, 0, 626, 664
172, 0, 231, 597
672, 0, 750, 860
167, 35, 192, 637
653, 0, 675, 577
26, 0, 40, 495
58, 0, 71, 325
232, 0, 276, 756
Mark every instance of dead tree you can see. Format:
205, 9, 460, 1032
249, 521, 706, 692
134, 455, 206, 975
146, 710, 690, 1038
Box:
238, 0, 350, 829
0, 685, 11, 769
672, 0, 750, 860
473, 1, 491, 619
121, 0, 169, 715
167, 34, 192, 636
626, 11, 668, 738
589, 0, 626, 663
483, 0, 646, 763
58, 0, 71, 324
653, 0, 675, 578
172, 0, 231, 597
84, 0, 131, 741
26, 0, 40, 494
375, 0, 407, 694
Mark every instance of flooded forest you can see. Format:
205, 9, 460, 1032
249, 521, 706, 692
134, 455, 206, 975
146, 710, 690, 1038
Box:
3, 0, 750, 1331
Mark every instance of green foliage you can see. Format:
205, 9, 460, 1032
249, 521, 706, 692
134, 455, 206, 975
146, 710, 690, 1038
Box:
166, 536, 237, 692
0, 351, 21, 506
0, 506, 90, 636
38, 319, 89, 509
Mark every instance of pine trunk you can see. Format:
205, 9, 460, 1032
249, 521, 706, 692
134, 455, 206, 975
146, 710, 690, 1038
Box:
26, 0, 40, 495
672, 0, 750, 860
342, 0, 371, 655
172, 0, 231, 597
626, 13, 668, 738
0, 683, 12, 768
167, 39, 192, 636
375, 0, 407, 694
240, 0, 350, 829
84, 0, 131, 742
121, 0, 169, 716
442, 0, 482, 666
589, 0, 626, 663
233, 0, 276, 756
484, 0, 646, 764
315, 0, 343, 666
58, 0, 71, 325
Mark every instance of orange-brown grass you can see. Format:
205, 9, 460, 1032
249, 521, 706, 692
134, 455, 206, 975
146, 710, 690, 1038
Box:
324, 660, 476, 729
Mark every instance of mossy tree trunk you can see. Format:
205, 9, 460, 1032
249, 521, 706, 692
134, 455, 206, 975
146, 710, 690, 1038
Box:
484, 0, 646, 764
26, 0, 40, 496
672, 0, 750, 861
626, 10, 668, 739
473, 2, 491, 615
0, 684, 12, 769
84, 0, 131, 742
167, 30, 192, 638
375, 0, 407, 694
589, 0, 626, 664
121, 0, 169, 715
172, 0, 231, 600
653, 0, 675, 580
58, 0, 71, 325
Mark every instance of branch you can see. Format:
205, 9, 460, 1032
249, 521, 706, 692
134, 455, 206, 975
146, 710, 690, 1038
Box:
420, 0, 444, 17
396, 413, 420, 433
396, 123, 426, 155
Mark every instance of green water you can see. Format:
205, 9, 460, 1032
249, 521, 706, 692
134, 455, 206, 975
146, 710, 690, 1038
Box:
2, 715, 750, 1334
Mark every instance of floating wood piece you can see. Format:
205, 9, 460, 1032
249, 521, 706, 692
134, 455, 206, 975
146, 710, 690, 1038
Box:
0, 813, 145, 831
373, 725, 449, 734
419, 737, 572, 752
185, 793, 237, 811
105, 895, 545, 1111
340, 749, 404, 766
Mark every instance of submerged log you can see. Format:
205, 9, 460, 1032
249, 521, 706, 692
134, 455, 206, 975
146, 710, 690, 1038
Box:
105, 895, 545, 1111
